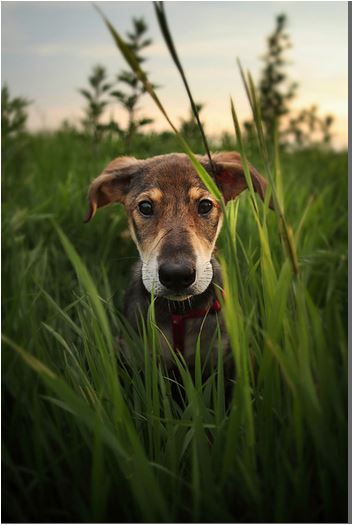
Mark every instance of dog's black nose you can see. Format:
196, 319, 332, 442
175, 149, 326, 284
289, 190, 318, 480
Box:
159, 263, 196, 292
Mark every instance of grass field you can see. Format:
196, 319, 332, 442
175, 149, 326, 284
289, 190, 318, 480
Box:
2, 120, 348, 522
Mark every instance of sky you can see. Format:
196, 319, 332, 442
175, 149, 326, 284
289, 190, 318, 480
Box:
2, 1, 349, 148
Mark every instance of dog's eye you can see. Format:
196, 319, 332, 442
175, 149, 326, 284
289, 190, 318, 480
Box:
138, 200, 153, 216
198, 199, 213, 215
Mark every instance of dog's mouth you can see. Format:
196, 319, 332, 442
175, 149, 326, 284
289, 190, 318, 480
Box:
160, 290, 194, 301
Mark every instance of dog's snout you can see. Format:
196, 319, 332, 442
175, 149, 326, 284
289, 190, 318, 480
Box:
159, 263, 196, 292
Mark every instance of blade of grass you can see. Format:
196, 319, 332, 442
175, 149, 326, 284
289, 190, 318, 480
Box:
153, 1, 215, 173
94, 4, 222, 201
236, 61, 299, 275
3, 334, 169, 521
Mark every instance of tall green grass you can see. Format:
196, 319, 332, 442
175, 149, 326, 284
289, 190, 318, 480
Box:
2, 8, 348, 523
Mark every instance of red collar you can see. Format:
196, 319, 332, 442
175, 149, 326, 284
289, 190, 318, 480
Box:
171, 296, 222, 353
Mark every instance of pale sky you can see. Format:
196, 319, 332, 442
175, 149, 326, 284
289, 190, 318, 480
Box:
2, 1, 349, 147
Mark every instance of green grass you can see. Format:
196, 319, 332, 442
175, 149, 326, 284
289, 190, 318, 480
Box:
2, 121, 348, 521
1, 15, 348, 519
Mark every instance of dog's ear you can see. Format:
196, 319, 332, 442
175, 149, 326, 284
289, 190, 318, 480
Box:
84, 156, 142, 223
211, 151, 272, 207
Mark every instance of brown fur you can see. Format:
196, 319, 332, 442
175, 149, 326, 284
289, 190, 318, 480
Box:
85, 152, 270, 368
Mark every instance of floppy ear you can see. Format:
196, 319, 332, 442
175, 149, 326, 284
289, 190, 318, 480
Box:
84, 156, 141, 223
212, 151, 272, 206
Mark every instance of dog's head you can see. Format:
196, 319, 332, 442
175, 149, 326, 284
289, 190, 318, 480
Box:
84, 152, 270, 300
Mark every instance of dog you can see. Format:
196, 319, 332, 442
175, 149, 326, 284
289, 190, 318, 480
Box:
84, 152, 269, 370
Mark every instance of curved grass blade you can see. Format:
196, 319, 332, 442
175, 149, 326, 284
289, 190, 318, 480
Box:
3, 332, 169, 521
94, 4, 222, 201
230, 97, 260, 215
153, 1, 215, 174
54, 222, 113, 350
234, 63, 299, 275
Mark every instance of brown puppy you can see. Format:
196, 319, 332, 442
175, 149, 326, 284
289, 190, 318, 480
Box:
85, 152, 269, 369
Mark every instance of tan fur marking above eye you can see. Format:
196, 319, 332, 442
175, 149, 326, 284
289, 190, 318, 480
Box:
139, 188, 163, 202
188, 187, 206, 201
188, 187, 220, 209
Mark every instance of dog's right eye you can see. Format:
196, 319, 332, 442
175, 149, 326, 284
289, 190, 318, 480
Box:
138, 201, 153, 216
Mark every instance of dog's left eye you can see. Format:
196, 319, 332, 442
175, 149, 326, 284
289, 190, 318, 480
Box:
138, 200, 153, 216
198, 199, 213, 215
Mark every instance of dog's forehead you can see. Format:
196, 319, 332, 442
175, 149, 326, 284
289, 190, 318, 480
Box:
130, 154, 207, 196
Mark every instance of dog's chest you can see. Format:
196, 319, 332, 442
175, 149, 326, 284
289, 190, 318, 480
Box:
155, 310, 227, 368
123, 266, 229, 369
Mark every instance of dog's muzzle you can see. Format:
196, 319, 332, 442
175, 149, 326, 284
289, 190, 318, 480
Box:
141, 254, 213, 299
158, 262, 196, 292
